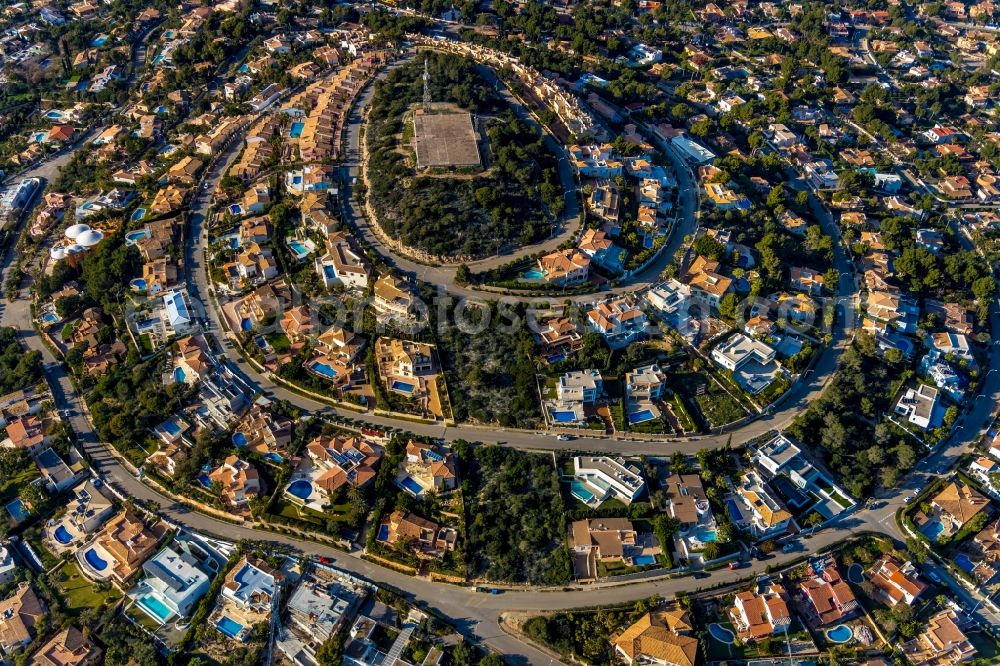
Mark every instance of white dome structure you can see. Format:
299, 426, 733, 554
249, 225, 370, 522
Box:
76, 229, 104, 247
49, 245, 66, 261
64, 223, 90, 240
66, 244, 85, 255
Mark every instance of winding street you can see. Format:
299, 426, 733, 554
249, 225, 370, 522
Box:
1, 41, 1000, 666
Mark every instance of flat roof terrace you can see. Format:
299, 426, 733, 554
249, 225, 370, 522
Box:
411, 105, 482, 169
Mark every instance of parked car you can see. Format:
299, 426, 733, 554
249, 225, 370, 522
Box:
556, 434, 575, 441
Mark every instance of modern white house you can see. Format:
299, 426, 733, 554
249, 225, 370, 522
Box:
894, 384, 940, 430
558, 370, 604, 404
644, 280, 694, 338
130, 546, 211, 623
571, 456, 646, 506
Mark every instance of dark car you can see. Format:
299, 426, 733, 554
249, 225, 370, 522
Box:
693, 571, 710, 579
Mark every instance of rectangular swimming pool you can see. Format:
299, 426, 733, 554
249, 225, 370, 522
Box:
399, 476, 424, 496
139, 595, 175, 623
216, 615, 244, 639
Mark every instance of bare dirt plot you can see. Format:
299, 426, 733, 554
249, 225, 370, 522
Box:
412, 106, 481, 168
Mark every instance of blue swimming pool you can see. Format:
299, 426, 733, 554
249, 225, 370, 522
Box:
571, 480, 595, 504
130, 209, 146, 222
323, 265, 336, 279
233, 432, 247, 447
628, 409, 655, 424
5, 499, 28, 522
198, 474, 212, 488
921, 520, 945, 540
523, 269, 547, 280
726, 498, 744, 523
84, 548, 108, 571
289, 240, 308, 256
126, 228, 148, 243
289, 122, 305, 138
377, 524, 390, 541
634, 554, 656, 566
955, 553, 976, 573
311, 361, 338, 379
826, 625, 853, 644
287, 480, 312, 500
174, 367, 186, 383
265, 453, 283, 463
41, 312, 59, 324
708, 624, 735, 644
228, 204, 243, 216
91, 35, 107, 46
391, 380, 415, 393
139, 595, 174, 623
696, 528, 718, 542
400, 476, 424, 496
216, 615, 244, 639
241, 318, 253, 332
550, 410, 576, 423
54, 525, 73, 545
546, 353, 564, 364
160, 419, 181, 436
130, 278, 148, 292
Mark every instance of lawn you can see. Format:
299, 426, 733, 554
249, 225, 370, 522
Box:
51, 560, 121, 614
24, 527, 61, 570
831, 491, 853, 509
270, 497, 354, 527
266, 332, 291, 355
59, 321, 77, 341
138, 333, 153, 353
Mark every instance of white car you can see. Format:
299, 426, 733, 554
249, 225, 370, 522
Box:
904, 495, 914, 504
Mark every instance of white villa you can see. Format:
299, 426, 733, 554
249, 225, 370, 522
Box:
571, 456, 645, 507
129, 546, 211, 624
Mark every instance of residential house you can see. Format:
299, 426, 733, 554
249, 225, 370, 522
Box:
82, 511, 163, 583
869, 556, 927, 607
0, 584, 45, 656
315, 232, 369, 291
931, 481, 991, 533
729, 584, 792, 642
209, 456, 261, 508
799, 557, 858, 626
372, 275, 418, 323
901, 611, 976, 666
397, 441, 457, 496
130, 545, 211, 622
894, 384, 940, 430
536, 317, 583, 358
587, 297, 647, 348
685, 256, 732, 311
734, 471, 792, 539
611, 610, 698, 666
30, 626, 101, 666
3, 415, 47, 455
378, 510, 456, 559
537, 249, 591, 286
790, 267, 824, 295
626, 364, 667, 401
570, 517, 641, 579
572, 456, 646, 506
300, 435, 381, 497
